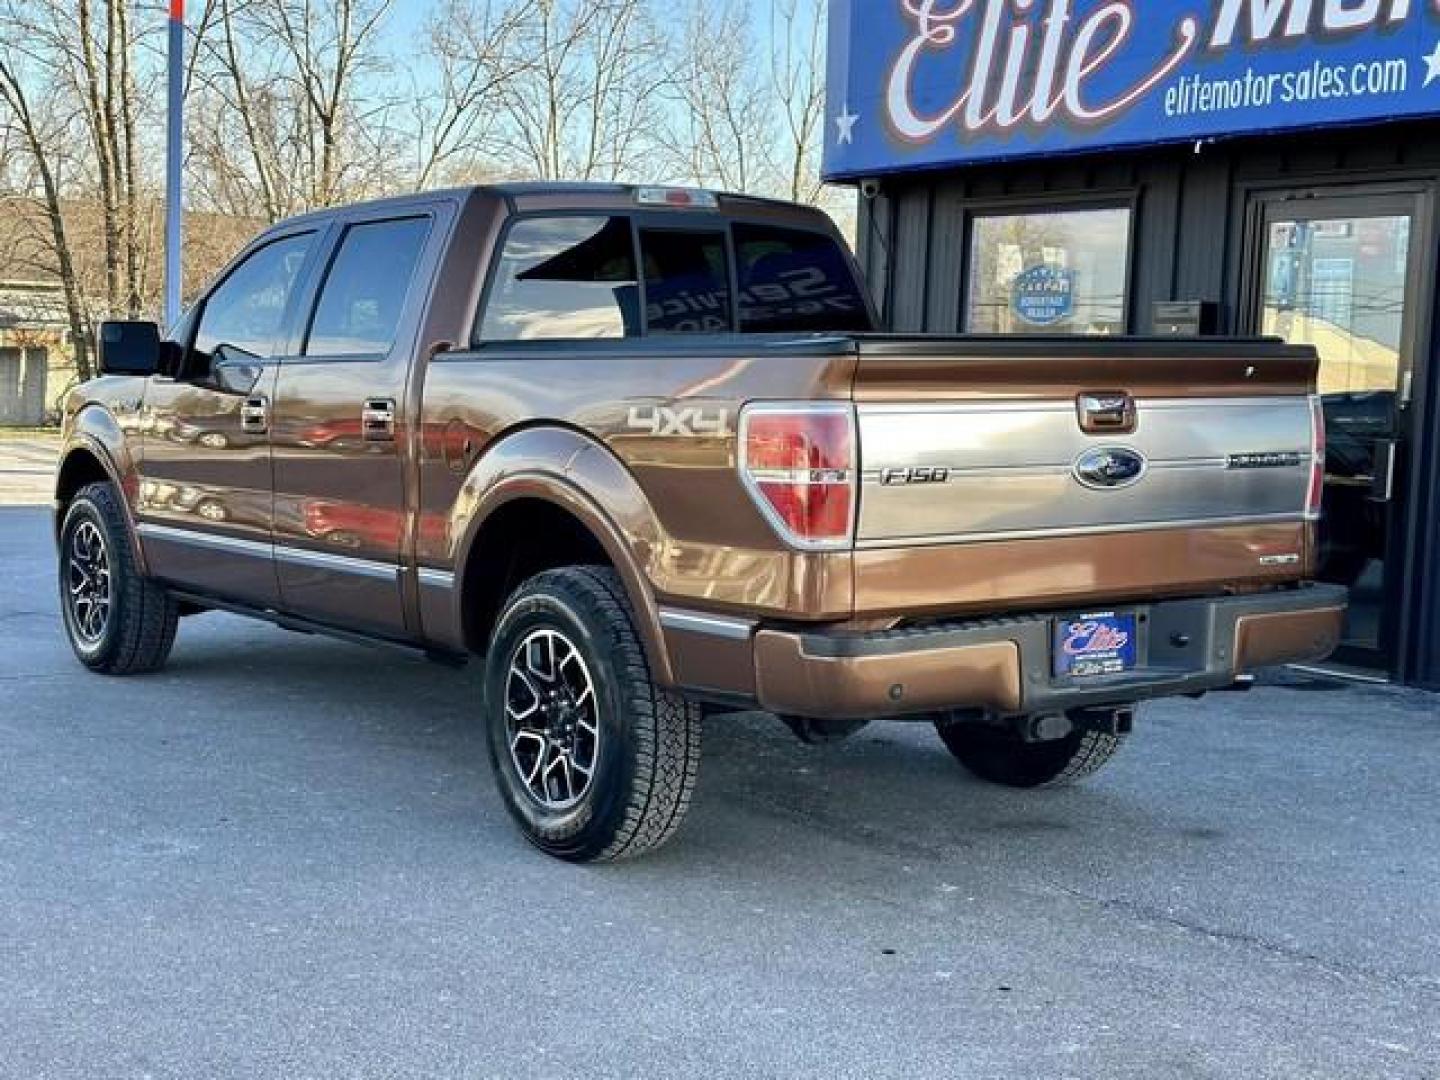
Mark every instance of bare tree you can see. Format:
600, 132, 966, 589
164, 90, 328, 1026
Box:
410, 0, 530, 190
0, 0, 856, 386
265, 0, 394, 206
1, 0, 154, 318
193, 0, 397, 219
496, 0, 667, 182
0, 53, 96, 379
768, 0, 827, 206
661, 0, 773, 193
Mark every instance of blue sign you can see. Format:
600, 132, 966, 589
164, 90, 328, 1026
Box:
825, 1, 1440, 180
1012, 264, 1075, 326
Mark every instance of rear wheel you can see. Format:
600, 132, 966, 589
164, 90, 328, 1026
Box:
59, 482, 178, 675
934, 715, 1127, 789
483, 566, 701, 862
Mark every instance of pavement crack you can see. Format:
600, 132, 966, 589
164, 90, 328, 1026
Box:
1051, 883, 1440, 995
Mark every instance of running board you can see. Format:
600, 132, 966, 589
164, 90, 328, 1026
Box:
166, 589, 469, 668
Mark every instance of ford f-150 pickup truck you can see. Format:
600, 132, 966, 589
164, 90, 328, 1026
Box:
55, 183, 1346, 861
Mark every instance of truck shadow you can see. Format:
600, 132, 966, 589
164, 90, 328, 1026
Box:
160, 613, 1178, 880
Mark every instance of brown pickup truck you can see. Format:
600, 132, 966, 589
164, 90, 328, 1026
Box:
55, 182, 1346, 861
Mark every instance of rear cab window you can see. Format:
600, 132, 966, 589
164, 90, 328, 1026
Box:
734, 223, 873, 333
479, 217, 639, 341
640, 230, 732, 335
478, 209, 872, 343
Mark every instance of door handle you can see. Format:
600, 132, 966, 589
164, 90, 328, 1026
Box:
240, 395, 269, 435
1369, 439, 1398, 503
362, 399, 396, 442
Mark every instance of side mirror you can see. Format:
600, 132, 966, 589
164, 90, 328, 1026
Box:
97, 320, 165, 376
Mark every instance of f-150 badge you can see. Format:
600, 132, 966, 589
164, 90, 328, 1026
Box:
879, 466, 952, 486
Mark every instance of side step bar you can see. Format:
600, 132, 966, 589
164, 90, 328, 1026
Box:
167, 589, 469, 668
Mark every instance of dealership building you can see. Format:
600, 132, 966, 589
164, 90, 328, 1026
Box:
825, 0, 1440, 688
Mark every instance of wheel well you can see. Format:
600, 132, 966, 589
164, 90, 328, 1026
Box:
460, 498, 612, 655
54, 448, 110, 532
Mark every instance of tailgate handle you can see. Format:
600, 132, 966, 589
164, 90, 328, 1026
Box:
1077, 392, 1137, 435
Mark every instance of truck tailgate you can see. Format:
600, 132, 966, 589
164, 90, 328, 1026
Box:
848, 338, 1321, 618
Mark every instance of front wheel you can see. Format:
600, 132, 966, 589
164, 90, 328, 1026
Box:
483, 567, 702, 862
59, 482, 179, 675
934, 715, 1128, 789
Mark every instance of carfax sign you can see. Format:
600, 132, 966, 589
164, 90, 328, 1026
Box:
824, 0, 1440, 179
1011, 264, 1076, 326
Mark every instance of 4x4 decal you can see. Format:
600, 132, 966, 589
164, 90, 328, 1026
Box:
626, 405, 732, 438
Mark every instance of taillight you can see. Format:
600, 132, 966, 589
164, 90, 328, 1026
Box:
1306, 394, 1326, 520
739, 404, 856, 549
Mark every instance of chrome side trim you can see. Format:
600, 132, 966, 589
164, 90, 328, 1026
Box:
659, 608, 756, 641
137, 522, 399, 582
417, 568, 455, 590
137, 522, 271, 559
274, 545, 398, 583
859, 458, 1231, 481
856, 395, 1313, 543
857, 396, 1299, 417
853, 513, 1308, 550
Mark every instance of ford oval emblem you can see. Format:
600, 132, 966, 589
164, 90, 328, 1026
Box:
1073, 446, 1147, 490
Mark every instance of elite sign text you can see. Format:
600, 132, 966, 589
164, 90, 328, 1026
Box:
825, 0, 1440, 178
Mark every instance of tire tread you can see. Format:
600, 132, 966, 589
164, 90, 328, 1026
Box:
934, 717, 1127, 789
65, 483, 178, 676
492, 566, 701, 862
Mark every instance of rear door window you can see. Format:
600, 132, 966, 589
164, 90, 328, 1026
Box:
640, 229, 732, 335
305, 217, 431, 357
480, 216, 639, 341
734, 223, 872, 333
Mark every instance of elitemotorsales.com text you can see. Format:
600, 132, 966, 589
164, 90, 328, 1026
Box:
1166, 57, 1410, 117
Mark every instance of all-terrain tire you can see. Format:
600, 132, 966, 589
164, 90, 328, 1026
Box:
59, 482, 179, 675
934, 718, 1126, 789
483, 566, 701, 862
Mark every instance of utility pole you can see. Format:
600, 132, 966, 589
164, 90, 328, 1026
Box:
164, 0, 184, 328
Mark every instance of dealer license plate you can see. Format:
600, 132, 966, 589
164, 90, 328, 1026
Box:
1053, 612, 1138, 679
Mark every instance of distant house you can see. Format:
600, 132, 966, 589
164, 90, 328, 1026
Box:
0, 278, 77, 425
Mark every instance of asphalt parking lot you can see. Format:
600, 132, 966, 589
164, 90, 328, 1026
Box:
3, 455, 1440, 1077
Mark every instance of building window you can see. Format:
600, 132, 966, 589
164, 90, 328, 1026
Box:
965, 208, 1131, 335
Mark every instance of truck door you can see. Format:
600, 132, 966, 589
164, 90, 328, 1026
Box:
137, 229, 319, 607
267, 208, 442, 638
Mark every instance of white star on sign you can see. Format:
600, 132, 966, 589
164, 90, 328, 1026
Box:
1425, 40, 1440, 88
835, 106, 859, 146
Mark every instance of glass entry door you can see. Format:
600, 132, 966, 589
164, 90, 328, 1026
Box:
1252, 192, 1426, 669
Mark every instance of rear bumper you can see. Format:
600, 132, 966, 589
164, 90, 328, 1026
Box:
709, 585, 1346, 719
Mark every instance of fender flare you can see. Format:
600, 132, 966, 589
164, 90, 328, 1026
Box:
448, 425, 675, 686
55, 406, 148, 574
